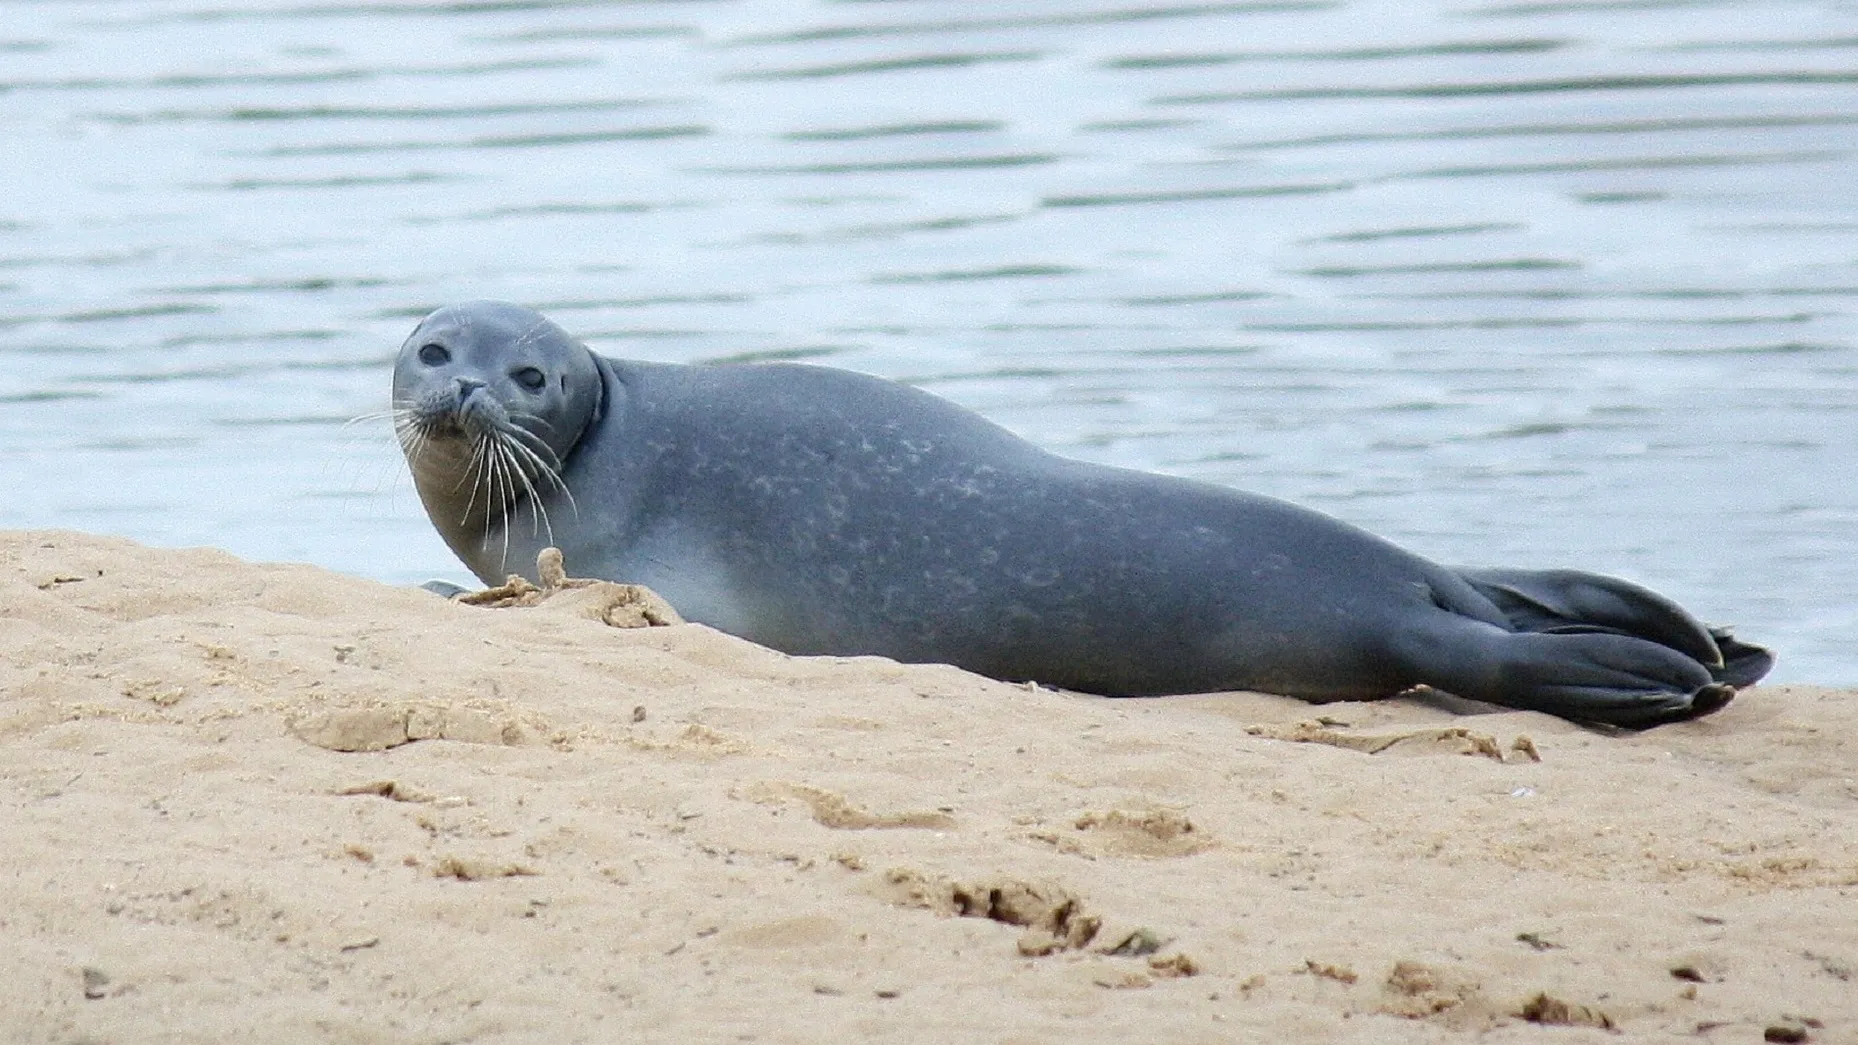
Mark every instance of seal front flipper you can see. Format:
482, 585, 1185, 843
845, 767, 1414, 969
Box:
1391, 613, 1735, 729
1453, 567, 1774, 688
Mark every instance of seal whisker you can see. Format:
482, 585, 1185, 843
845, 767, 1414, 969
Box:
495, 433, 535, 538
397, 427, 431, 469
465, 432, 506, 533
462, 436, 488, 529
497, 427, 574, 533
455, 434, 492, 515
391, 400, 456, 467
348, 409, 399, 429
392, 413, 434, 459
484, 436, 516, 572
499, 420, 565, 471
387, 413, 416, 450
495, 440, 522, 570
498, 423, 570, 490
506, 434, 557, 545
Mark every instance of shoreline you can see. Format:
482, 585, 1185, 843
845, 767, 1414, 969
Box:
3, 529, 1852, 1042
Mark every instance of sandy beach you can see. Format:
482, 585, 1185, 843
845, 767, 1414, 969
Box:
2, 529, 1852, 1044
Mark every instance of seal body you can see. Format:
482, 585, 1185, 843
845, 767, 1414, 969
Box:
394, 301, 1772, 728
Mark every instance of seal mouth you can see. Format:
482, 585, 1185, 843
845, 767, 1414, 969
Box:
421, 413, 467, 439
399, 381, 518, 445
391, 384, 579, 568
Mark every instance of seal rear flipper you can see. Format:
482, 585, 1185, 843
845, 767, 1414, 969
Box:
1391, 615, 1732, 729
1453, 567, 1729, 669
1709, 626, 1776, 688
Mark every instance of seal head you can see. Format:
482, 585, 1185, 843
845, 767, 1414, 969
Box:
392, 301, 603, 571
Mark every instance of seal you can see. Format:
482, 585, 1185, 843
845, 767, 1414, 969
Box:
392, 301, 1772, 728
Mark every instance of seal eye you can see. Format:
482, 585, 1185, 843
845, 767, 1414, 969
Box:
513, 366, 546, 391
418, 344, 450, 366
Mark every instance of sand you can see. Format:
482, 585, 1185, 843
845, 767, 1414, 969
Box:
2, 529, 1852, 1044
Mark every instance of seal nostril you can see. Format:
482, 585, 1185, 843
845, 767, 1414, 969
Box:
451, 377, 489, 412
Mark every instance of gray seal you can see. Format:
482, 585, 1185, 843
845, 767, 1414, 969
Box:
392, 301, 1771, 728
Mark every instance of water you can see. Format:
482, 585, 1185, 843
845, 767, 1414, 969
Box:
1, 0, 1853, 683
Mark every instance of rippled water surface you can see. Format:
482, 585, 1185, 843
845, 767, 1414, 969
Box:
2, 0, 1854, 681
